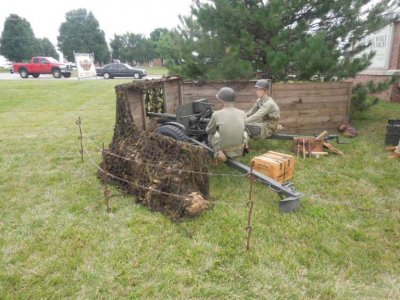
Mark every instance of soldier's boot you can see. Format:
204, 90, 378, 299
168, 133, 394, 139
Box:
242, 144, 249, 157
385, 146, 397, 152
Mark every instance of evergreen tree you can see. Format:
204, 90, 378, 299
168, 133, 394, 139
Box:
0, 14, 36, 62
35, 38, 59, 60
169, 0, 398, 80
57, 9, 109, 63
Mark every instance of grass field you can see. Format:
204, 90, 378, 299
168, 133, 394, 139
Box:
0, 80, 399, 299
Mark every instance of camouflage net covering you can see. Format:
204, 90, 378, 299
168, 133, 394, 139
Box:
102, 79, 211, 219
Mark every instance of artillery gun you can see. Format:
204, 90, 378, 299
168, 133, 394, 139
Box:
147, 98, 306, 213
147, 98, 345, 212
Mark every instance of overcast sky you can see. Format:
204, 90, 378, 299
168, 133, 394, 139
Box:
0, 0, 193, 45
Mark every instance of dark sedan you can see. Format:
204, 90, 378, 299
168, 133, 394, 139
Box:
96, 63, 147, 79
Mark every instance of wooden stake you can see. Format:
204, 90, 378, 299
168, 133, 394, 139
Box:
76, 116, 84, 162
102, 143, 112, 213
246, 163, 255, 251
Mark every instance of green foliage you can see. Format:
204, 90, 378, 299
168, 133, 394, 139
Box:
35, 38, 59, 60
1, 81, 400, 298
350, 75, 399, 117
110, 33, 156, 64
149, 28, 170, 65
0, 14, 37, 61
165, 0, 398, 80
58, 9, 109, 63
350, 84, 379, 117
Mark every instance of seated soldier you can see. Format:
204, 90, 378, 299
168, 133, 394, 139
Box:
206, 87, 248, 161
245, 79, 280, 139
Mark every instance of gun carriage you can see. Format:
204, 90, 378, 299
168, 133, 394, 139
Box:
147, 98, 343, 212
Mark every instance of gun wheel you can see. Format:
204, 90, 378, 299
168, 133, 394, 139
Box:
155, 125, 188, 142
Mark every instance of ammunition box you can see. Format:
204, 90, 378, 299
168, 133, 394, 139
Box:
251, 151, 295, 183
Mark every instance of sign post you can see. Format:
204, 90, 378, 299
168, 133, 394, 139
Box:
74, 52, 97, 79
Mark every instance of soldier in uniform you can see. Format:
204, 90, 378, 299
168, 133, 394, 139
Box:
245, 79, 280, 139
206, 87, 249, 161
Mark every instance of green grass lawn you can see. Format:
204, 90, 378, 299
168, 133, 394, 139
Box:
0, 80, 399, 299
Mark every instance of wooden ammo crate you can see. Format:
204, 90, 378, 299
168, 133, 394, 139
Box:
251, 151, 295, 183
293, 137, 324, 156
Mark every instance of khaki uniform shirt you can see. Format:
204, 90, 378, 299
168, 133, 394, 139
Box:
245, 95, 280, 138
206, 106, 248, 158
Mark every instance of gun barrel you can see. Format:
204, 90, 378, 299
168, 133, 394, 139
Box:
146, 112, 176, 120
187, 137, 302, 212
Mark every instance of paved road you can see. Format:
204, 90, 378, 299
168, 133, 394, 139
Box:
0, 72, 161, 80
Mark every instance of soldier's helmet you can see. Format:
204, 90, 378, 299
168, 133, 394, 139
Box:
254, 79, 269, 90
216, 87, 235, 102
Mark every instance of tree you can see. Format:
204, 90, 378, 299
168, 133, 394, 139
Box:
168, 0, 399, 80
109, 33, 156, 64
0, 14, 36, 62
57, 9, 109, 63
35, 38, 59, 60
150, 28, 170, 43
110, 34, 125, 61
150, 28, 170, 66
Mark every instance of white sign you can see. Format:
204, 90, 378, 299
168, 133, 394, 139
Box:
359, 24, 394, 70
74, 53, 96, 79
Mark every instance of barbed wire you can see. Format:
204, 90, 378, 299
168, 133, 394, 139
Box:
76, 117, 400, 216
81, 142, 248, 207
82, 130, 246, 178
80, 139, 400, 217
79, 122, 300, 200
83, 143, 185, 200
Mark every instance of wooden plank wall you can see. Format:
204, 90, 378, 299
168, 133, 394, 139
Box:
121, 77, 183, 131
163, 78, 183, 114
182, 81, 352, 134
125, 88, 147, 131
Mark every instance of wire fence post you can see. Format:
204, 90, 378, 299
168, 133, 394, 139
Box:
246, 162, 255, 251
102, 143, 112, 213
76, 116, 84, 162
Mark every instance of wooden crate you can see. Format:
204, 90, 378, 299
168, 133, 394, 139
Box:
293, 137, 324, 156
251, 151, 295, 183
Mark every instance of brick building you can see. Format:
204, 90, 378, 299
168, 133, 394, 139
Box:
351, 20, 400, 102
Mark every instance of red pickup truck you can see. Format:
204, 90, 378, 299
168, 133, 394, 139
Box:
12, 57, 72, 79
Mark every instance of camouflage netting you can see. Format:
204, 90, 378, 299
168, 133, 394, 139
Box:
102, 79, 211, 219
